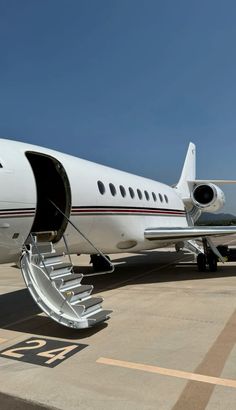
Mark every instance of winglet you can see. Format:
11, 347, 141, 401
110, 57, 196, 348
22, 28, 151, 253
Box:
175, 142, 196, 198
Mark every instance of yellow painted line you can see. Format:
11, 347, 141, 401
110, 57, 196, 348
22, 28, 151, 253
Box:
97, 357, 236, 389
0, 338, 7, 344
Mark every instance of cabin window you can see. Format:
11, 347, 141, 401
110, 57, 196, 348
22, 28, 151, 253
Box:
152, 192, 157, 202
144, 190, 150, 201
97, 180, 105, 195
120, 185, 126, 197
159, 193, 163, 202
164, 194, 168, 203
129, 187, 135, 198
109, 183, 117, 196
137, 189, 142, 200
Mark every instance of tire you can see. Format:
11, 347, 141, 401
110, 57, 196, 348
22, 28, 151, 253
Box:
91, 255, 111, 272
197, 253, 207, 272
208, 253, 218, 272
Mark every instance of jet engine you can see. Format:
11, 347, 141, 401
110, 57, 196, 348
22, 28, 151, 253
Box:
191, 183, 225, 212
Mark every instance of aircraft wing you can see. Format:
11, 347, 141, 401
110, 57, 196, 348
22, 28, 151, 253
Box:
144, 226, 236, 241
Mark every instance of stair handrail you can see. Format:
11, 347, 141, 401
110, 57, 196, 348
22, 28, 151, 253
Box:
27, 233, 51, 277
62, 234, 73, 265
49, 200, 114, 274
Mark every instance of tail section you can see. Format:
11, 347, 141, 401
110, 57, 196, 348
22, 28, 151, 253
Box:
174, 142, 233, 218
175, 142, 196, 199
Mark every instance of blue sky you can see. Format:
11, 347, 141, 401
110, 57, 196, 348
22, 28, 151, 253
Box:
1, 0, 236, 213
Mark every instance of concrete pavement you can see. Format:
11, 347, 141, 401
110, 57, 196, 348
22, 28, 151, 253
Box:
0, 241, 236, 409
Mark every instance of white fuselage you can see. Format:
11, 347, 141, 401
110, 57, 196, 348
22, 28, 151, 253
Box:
0, 139, 188, 263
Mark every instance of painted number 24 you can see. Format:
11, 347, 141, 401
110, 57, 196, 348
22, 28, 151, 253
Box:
2, 339, 79, 365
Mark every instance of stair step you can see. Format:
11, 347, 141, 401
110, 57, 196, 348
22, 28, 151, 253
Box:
33, 231, 57, 242
42, 253, 65, 266
65, 285, 93, 302
31, 242, 53, 255
58, 274, 84, 291
72, 296, 103, 310
72, 297, 103, 317
21, 235, 112, 329
49, 263, 73, 279
51, 262, 72, 271
87, 309, 112, 325
50, 270, 72, 280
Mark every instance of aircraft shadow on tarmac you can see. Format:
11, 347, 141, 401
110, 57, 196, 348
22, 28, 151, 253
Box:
1, 251, 236, 340
79, 250, 236, 292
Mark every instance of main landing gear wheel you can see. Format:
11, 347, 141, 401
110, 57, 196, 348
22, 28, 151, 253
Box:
90, 254, 111, 272
208, 253, 218, 272
197, 253, 207, 272
197, 252, 218, 272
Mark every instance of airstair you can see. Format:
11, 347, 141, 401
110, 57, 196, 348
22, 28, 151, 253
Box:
20, 229, 113, 329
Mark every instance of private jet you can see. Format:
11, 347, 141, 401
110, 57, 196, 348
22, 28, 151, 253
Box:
0, 138, 235, 329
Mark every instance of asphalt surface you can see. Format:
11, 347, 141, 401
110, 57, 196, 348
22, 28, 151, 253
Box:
0, 237, 236, 409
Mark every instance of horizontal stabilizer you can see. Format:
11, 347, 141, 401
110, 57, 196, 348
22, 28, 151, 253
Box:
145, 226, 236, 241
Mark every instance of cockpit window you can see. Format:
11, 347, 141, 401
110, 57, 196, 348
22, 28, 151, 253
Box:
0, 163, 2, 168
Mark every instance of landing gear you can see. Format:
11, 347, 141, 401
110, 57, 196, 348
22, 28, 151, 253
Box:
207, 253, 218, 272
197, 238, 218, 273
90, 254, 112, 272
197, 252, 218, 272
197, 253, 207, 272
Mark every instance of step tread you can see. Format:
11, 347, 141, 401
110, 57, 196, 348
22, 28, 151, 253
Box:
61, 273, 83, 283
33, 231, 57, 242
31, 241, 52, 246
59, 274, 84, 290
76, 296, 103, 310
72, 285, 93, 295
87, 309, 112, 323
31, 242, 53, 254
42, 253, 64, 260
70, 284, 93, 295
50, 262, 72, 271
50, 272, 72, 281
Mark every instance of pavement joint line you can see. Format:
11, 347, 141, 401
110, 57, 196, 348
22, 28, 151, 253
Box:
102, 255, 187, 295
97, 357, 236, 389
224, 238, 236, 245
1, 314, 38, 330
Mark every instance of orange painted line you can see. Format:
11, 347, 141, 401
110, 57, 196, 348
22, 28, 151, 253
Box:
97, 357, 236, 389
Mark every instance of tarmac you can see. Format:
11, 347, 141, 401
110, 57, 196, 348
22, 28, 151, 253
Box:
1, 236, 236, 409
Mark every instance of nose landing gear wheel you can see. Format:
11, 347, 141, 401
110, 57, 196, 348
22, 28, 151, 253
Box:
90, 254, 111, 272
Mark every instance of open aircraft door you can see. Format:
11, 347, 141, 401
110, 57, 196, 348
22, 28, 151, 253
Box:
25, 151, 71, 242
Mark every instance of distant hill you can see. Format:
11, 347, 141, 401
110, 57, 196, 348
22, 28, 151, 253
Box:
196, 213, 236, 226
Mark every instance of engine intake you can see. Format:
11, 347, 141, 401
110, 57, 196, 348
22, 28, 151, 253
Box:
192, 183, 225, 212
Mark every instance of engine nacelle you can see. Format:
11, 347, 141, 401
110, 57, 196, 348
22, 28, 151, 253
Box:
191, 183, 225, 212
